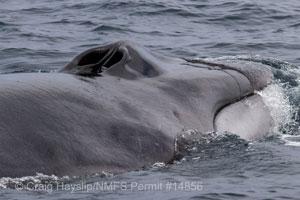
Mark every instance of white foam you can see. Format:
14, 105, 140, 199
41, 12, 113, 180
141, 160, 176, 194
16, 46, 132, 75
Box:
281, 135, 300, 147
204, 54, 259, 61
257, 82, 300, 147
257, 83, 293, 134
0, 173, 69, 189
152, 162, 166, 168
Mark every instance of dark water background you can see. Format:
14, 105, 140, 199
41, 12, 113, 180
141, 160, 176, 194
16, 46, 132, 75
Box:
0, 0, 300, 199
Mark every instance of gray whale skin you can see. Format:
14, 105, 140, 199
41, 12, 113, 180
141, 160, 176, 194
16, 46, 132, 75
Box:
0, 41, 273, 178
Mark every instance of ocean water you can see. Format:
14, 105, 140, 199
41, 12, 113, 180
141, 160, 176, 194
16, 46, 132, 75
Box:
0, 0, 300, 199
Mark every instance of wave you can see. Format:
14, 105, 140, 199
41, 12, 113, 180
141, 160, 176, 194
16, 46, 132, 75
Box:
101, 1, 165, 9
93, 25, 128, 32
268, 15, 297, 20
0, 48, 69, 58
289, 22, 300, 28
0, 21, 9, 26
175, 130, 249, 162
0, 171, 113, 190
19, 7, 57, 14
46, 19, 97, 26
0, 21, 19, 33
130, 8, 200, 17
0, 173, 68, 190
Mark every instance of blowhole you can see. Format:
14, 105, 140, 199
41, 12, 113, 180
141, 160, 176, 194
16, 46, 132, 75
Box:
78, 49, 109, 66
78, 48, 124, 71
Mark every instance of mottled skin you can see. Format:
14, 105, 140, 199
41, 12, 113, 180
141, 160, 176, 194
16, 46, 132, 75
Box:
0, 41, 273, 177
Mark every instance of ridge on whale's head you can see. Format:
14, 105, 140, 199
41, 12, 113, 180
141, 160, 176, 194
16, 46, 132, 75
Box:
61, 40, 173, 79
62, 40, 273, 92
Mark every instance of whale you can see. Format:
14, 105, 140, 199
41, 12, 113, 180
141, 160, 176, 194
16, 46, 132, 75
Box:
0, 41, 274, 178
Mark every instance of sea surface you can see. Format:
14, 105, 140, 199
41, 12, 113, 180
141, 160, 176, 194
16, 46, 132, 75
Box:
0, 0, 300, 199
